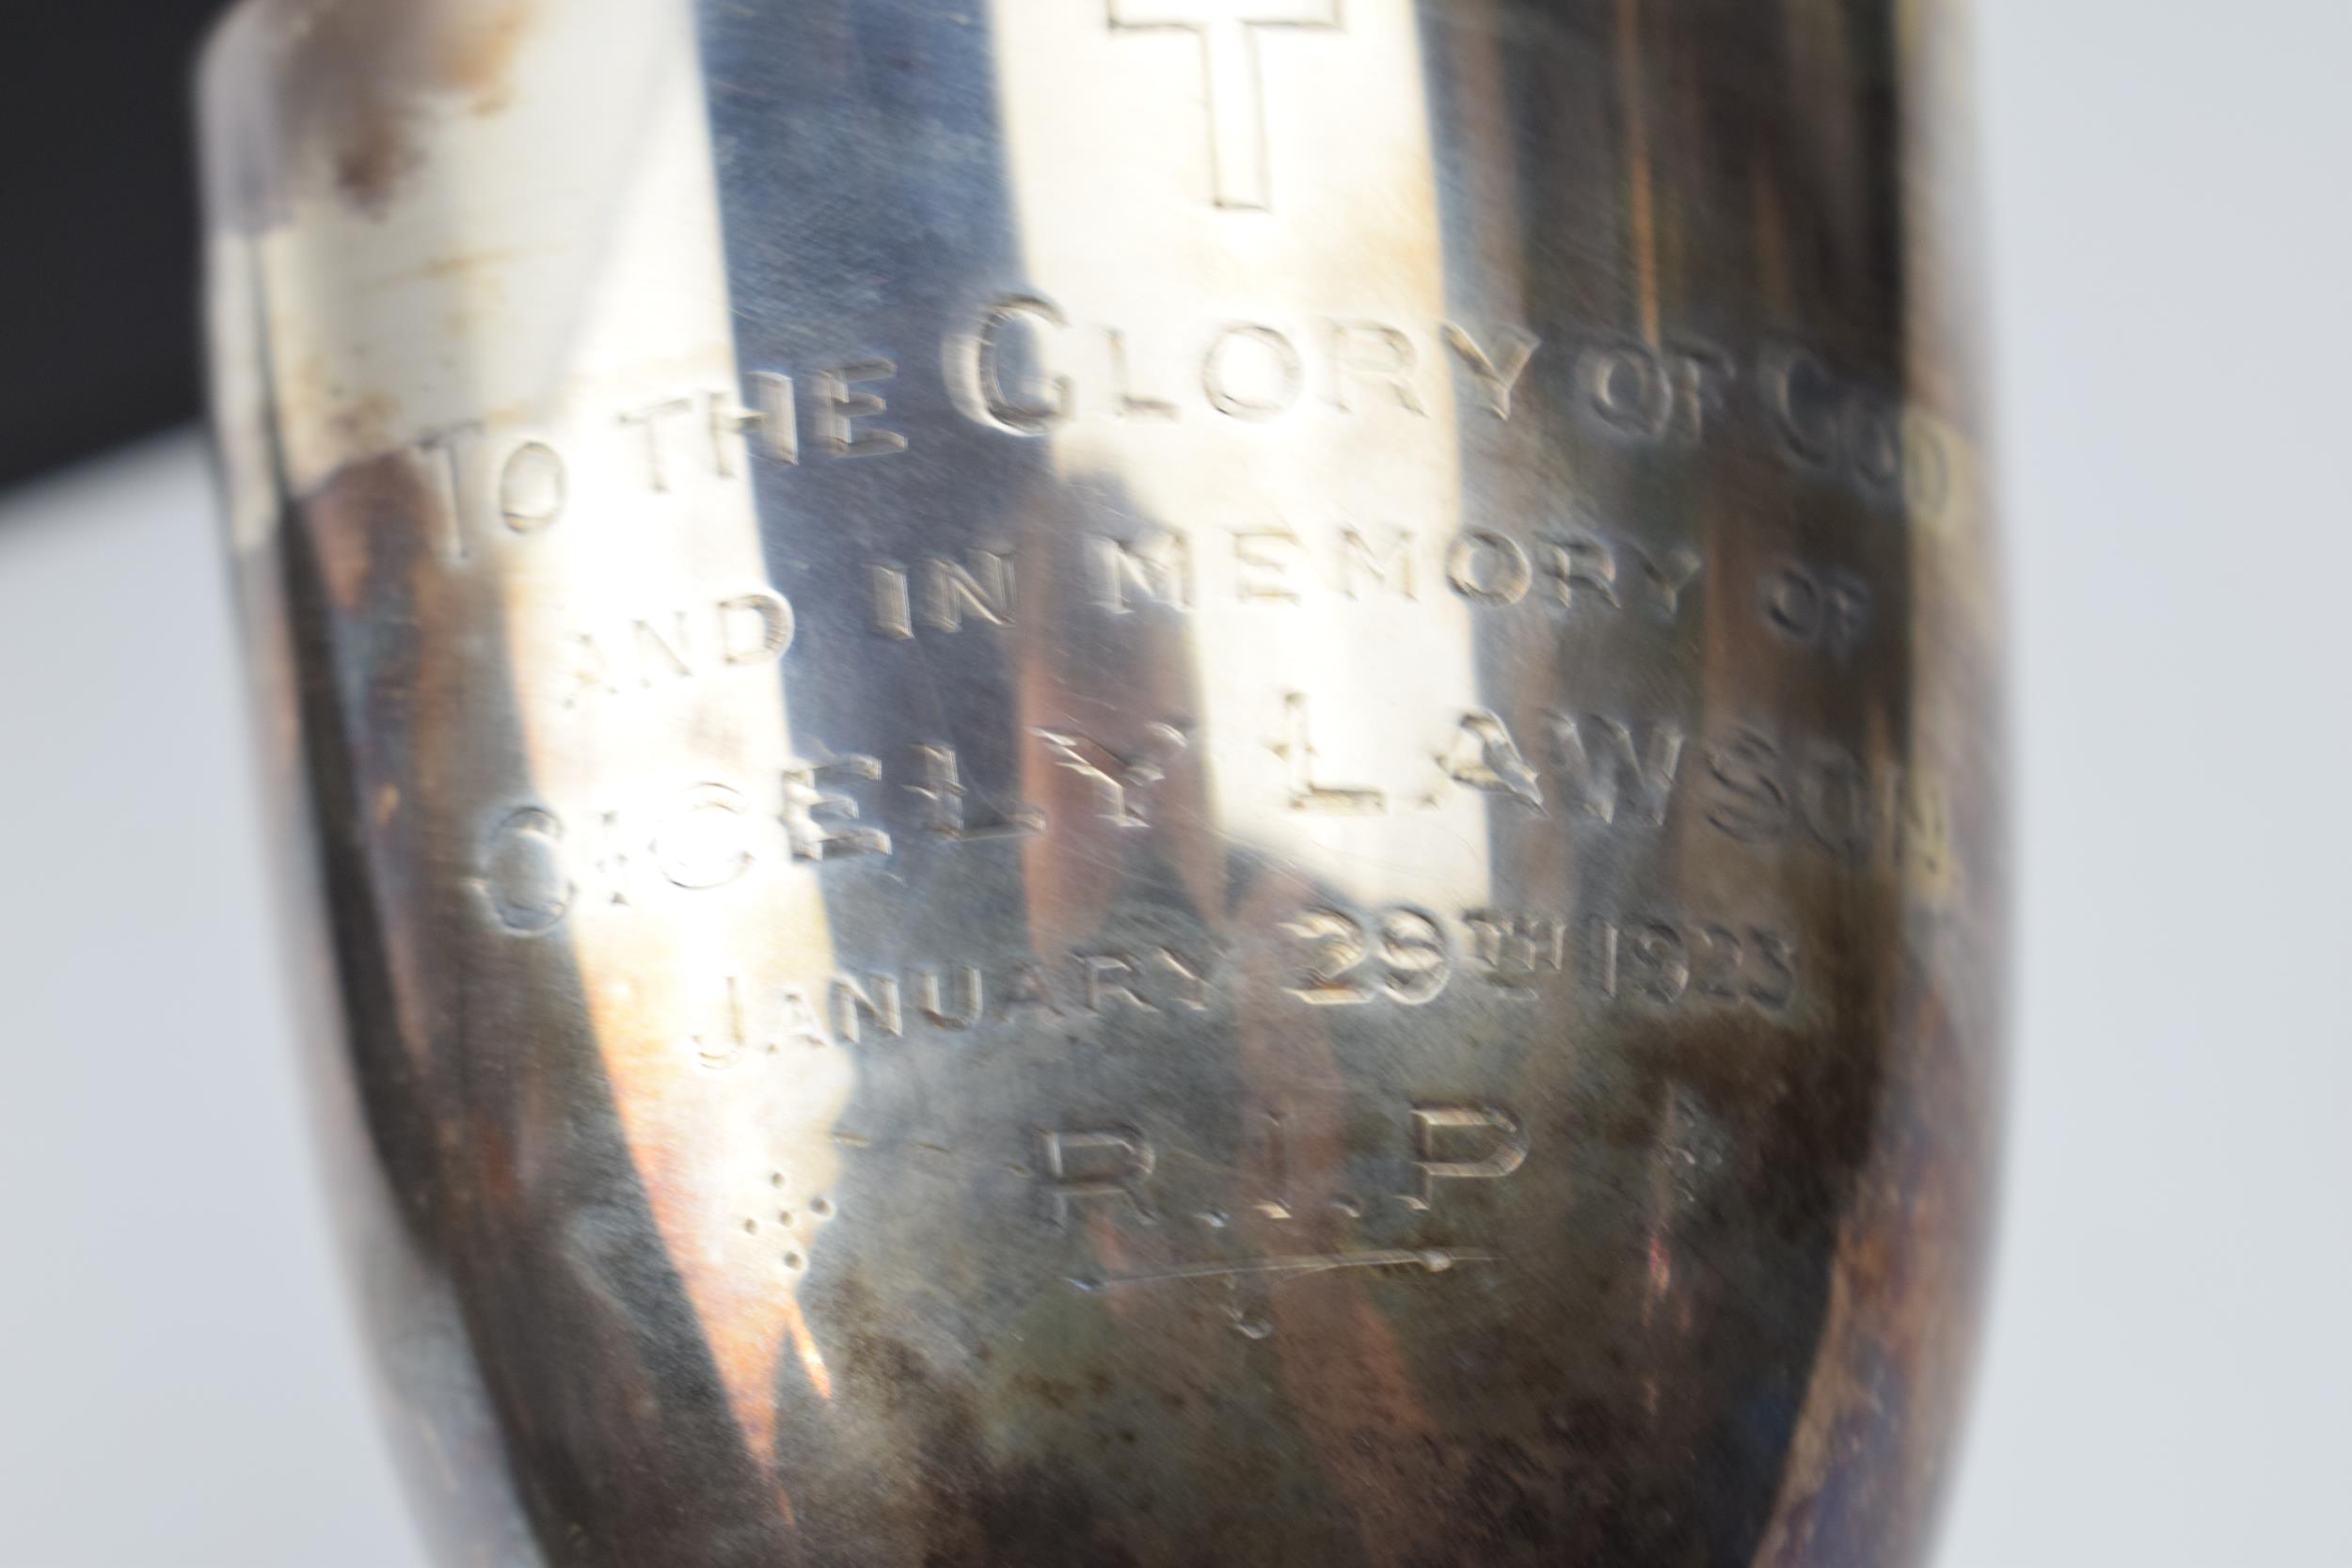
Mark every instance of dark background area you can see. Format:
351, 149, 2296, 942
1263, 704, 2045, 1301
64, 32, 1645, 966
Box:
3, 2, 232, 489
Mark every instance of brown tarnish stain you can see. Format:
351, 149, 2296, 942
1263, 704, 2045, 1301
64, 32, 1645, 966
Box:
330, 392, 404, 460
366, 247, 535, 293
244, 0, 538, 218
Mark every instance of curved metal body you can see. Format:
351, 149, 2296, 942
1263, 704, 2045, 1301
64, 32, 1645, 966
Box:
201, 1, 2001, 1563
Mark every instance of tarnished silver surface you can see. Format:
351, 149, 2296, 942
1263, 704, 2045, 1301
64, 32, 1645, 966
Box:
200, 1, 2001, 1563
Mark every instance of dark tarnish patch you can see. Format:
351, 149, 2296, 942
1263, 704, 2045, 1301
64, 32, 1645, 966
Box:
771, 1268, 1143, 1568
206, 0, 537, 225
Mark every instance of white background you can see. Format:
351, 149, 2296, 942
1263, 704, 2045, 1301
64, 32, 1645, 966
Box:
3, 1, 2347, 1562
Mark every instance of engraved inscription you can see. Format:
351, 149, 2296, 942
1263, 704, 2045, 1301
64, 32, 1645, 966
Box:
1764, 345, 1947, 511
1341, 527, 1415, 599
813, 359, 908, 458
353, 326, 1952, 573
1203, 324, 1307, 418
618, 398, 696, 493
1441, 324, 1542, 419
824, 947, 1216, 1043
1274, 691, 1386, 814
1593, 916, 1798, 1012
1327, 321, 1427, 415
1763, 560, 1873, 656
1282, 906, 1451, 1006
1575, 340, 1737, 442
617, 370, 907, 491
1403, 1105, 1530, 1211
412, 421, 572, 561
1035, 1097, 1523, 1332
1431, 710, 1546, 810
1105, 0, 1343, 213
945, 302, 1533, 430
497, 441, 565, 533
1548, 714, 1686, 826
908, 744, 1045, 842
1039, 1128, 1157, 1227
1093, 529, 1194, 612
1035, 724, 1191, 827
782, 755, 892, 862
871, 552, 1017, 638
479, 807, 572, 934
1463, 911, 1570, 997
1043, 524, 1704, 618
566, 591, 793, 702
948, 296, 1074, 436
471, 715, 1932, 932
651, 783, 756, 892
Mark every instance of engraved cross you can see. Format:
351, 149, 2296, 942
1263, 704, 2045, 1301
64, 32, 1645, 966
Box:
1108, 0, 1343, 212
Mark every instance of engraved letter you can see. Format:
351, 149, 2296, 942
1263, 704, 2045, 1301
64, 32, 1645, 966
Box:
1446, 530, 1532, 606
1094, 530, 1193, 612
691, 975, 752, 1069
1035, 723, 1188, 828
1106, 327, 1177, 420
1546, 714, 1686, 826
498, 441, 564, 533
1004, 962, 1067, 1019
1275, 692, 1386, 814
1155, 947, 1213, 1011
1105, 0, 1341, 213
1404, 1104, 1529, 1211
706, 388, 765, 478
782, 755, 892, 861
1636, 545, 1705, 618
777, 987, 832, 1051
910, 744, 1045, 841
482, 807, 572, 934
1232, 531, 1304, 602
870, 562, 915, 640
832, 974, 905, 1045
922, 551, 1017, 632
619, 398, 696, 491
1463, 913, 1567, 996
1540, 532, 1622, 611
1341, 528, 1415, 600
1704, 729, 1793, 844
631, 612, 694, 685
655, 784, 754, 891
564, 634, 623, 706
1847, 396, 1905, 493
719, 591, 795, 665
1666, 343, 1737, 439
1203, 324, 1304, 420
1327, 321, 1425, 415
1579, 344, 1672, 439
418, 420, 484, 561
1799, 744, 1875, 862
954, 295, 1073, 436
747, 372, 800, 465
910, 966, 984, 1031
587, 810, 633, 909
1038, 1128, 1156, 1228
817, 359, 908, 457
1433, 711, 1545, 809
1080, 953, 1159, 1015
1763, 561, 1870, 653
1765, 347, 1841, 468
1441, 324, 1541, 420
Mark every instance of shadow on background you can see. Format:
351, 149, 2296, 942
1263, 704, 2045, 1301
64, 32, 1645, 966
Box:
1, 3, 230, 489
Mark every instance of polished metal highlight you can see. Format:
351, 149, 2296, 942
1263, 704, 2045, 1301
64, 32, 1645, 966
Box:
200, 1, 2002, 1564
